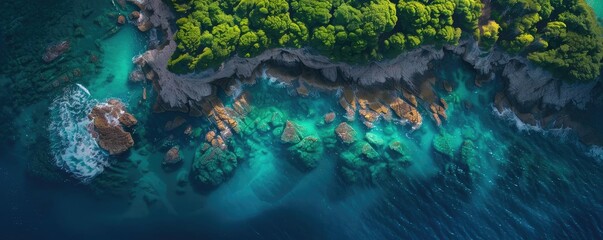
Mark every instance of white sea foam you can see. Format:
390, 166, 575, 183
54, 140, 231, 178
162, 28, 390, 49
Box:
76, 83, 90, 96
492, 106, 573, 138
49, 86, 108, 182
492, 107, 544, 133
261, 67, 290, 89
229, 79, 244, 100
586, 145, 603, 162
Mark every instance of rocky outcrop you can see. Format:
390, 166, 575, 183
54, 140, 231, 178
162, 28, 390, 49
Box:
281, 121, 302, 144
163, 146, 181, 164
389, 98, 422, 128
117, 15, 126, 25
446, 39, 597, 110
324, 112, 335, 124
88, 99, 137, 155
191, 146, 238, 187
42, 41, 70, 63
136, 0, 598, 118
335, 122, 357, 144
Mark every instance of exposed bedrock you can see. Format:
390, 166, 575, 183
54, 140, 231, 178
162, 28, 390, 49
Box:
88, 99, 137, 155
135, 0, 598, 117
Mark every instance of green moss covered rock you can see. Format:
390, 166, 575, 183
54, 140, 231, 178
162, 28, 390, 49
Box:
433, 132, 456, 159
288, 136, 324, 170
191, 146, 238, 187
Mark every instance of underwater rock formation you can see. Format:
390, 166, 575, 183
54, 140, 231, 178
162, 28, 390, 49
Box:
117, 15, 126, 25
288, 136, 324, 171
281, 121, 302, 144
88, 99, 137, 155
163, 146, 181, 165
335, 122, 357, 144
191, 146, 238, 187
42, 40, 70, 63
324, 112, 336, 124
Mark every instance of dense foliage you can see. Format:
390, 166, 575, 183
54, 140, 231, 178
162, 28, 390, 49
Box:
169, 0, 603, 82
492, 0, 603, 82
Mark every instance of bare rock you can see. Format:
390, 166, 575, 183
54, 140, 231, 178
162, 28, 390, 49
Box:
88, 99, 137, 155
163, 146, 181, 164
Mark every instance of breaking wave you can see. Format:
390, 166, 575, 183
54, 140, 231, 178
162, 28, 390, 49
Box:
586, 145, 603, 162
492, 106, 572, 137
49, 85, 108, 182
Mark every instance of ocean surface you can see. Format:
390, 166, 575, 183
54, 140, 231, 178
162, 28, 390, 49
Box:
1, 1, 603, 239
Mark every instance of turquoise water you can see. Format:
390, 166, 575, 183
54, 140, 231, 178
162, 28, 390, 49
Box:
588, 0, 603, 18
1, 0, 603, 239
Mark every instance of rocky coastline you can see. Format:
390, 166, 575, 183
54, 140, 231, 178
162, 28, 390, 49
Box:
133, 0, 600, 143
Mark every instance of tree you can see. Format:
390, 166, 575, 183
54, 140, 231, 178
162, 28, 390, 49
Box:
479, 21, 501, 49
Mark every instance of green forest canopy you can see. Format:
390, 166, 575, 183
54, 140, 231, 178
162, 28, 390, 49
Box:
168, 0, 603, 82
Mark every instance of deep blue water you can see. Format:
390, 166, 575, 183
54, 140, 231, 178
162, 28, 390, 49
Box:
1, 1, 603, 240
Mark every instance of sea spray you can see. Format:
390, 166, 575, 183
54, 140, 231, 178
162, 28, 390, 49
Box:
492, 106, 545, 133
49, 85, 108, 182
492, 106, 578, 139
586, 145, 603, 162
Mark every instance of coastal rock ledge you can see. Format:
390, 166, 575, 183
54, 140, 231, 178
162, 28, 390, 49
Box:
134, 0, 598, 115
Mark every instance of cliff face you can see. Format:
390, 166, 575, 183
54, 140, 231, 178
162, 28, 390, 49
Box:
447, 40, 597, 111
135, 0, 598, 114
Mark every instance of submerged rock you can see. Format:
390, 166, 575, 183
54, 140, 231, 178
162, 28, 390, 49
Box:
324, 112, 336, 124
335, 122, 357, 144
42, 41, 70, 63
461, 140, 478, 173
164, 116, 186, 131
388, 140, 409, 158
191, 146, 238, 187
281, 121, 302, 144
88, 99, 137, 155
130, 11, 140, 20
288, 136, 323, 170
163, 146, 181, 164
117, 15, 126, 25
433, 132, 456, 159
365, 132, 385, 146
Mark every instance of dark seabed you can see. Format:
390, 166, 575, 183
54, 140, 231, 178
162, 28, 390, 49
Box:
1, 1, 603, 239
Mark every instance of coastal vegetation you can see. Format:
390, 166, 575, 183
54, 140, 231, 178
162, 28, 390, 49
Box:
168, 0, 603, 82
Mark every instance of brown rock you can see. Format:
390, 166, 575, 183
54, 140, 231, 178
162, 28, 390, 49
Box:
368, 101, 388, 114
164, 146, 181, 164
324, 112, 335, 124
130, 11, 141, 20
335, 122, 357, 144
390, 98, 422, 127
359, 109, 379, 123
42, 41, 70, 63
296, 83, 309, 96
119, 112, 138, 127
137, 20, 153, 32
433, 113, 442, 126
440, 98, 448, 109
88, 99, 137, 155
205, 131, 216, 143
117, 15, 126, 25
281, 121, 301, 144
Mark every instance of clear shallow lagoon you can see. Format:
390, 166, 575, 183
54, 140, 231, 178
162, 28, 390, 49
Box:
1, 1, 603, 239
